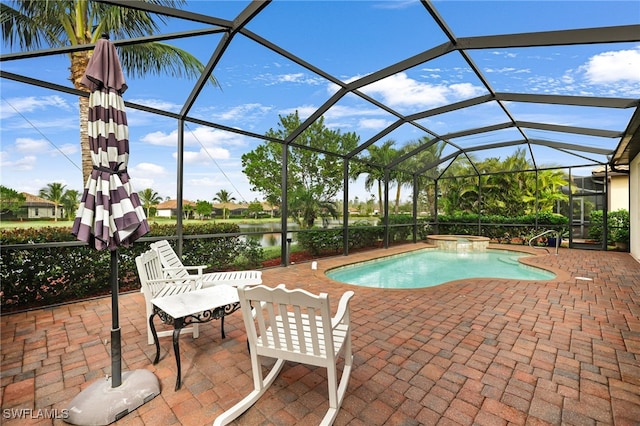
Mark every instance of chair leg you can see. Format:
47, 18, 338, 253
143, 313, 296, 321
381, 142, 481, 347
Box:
213, 357, 285, 426
192, 323, 199, 339
146, 303, 154, 345
320, 338, 353, 426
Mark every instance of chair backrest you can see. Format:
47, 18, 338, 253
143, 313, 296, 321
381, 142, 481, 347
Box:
135, 248, 167, 299
150, 240, 190, 280
237, 284, 339, 367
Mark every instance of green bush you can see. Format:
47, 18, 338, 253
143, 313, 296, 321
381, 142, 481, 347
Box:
296, 221, 384, 255
588, 209, 630, 244
0, 222, 263, 313
432, 212, 568, 243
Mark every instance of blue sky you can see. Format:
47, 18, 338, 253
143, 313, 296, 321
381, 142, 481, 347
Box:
1, 0, 639, 205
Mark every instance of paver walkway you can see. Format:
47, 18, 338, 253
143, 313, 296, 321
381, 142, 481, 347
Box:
1, 244, 639, 425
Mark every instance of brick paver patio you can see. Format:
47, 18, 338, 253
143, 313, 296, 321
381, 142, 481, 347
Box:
1, 244, 639, 425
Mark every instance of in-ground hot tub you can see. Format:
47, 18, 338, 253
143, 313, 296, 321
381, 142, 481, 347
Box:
426, 235, 490, 251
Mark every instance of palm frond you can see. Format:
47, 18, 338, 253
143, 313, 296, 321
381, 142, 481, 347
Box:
118, 42, 219, 87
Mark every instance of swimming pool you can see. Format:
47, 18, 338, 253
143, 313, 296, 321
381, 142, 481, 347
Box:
326, 249, 555, 289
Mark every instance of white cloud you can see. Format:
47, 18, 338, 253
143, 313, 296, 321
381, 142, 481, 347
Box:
127, 162, 170, 194
15, 137, 48, 153
280, 104, 318, 120
57, 144, 78, 156
213, 103, 272, 121
256, 72, 325, 86
491, 51, 517, 58
139, 126, 245, 154
360, 72, 485, 109
0, 95, 72, 120
178, 147, 231, 164
0, 154, 37, 171
131, 162, 167, 176
127, 98, 182, 112
449, 83, 486, 98
358, 118, 391, 130
581, 47, 640, 84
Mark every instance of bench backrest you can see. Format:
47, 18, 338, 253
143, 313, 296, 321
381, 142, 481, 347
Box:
135, 248, 166, 299
150, 239, 191, 280
237, 284, 340, 368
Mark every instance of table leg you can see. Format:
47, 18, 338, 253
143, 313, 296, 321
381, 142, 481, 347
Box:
220, 315, 225, 339
149, 313, 161, 364
173, 321, 184, 391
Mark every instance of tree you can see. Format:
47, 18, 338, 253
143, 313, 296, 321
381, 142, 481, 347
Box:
0, 186, 26, 217
247, 200, 263, 219
288, 186, 339, 229
397, 137, 445, 215
195, 200, 212, 219
61, 189, 81, 220
350, 139, 398, 216
213, 189, 236, 220
183, 203, 195, 220
138, 188, 163, 218
437, 148, 570, 217
522, 169, 569, 214
39, 182, 66, 221
242, 112, 359, 228
1, 0, 217, 185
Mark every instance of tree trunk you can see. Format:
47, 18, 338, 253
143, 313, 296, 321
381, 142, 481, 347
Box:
70, 51, 93, 186
377, 181, 383, 216
79, 95, 91, 185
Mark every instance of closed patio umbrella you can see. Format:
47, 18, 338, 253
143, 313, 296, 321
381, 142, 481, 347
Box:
67, 35, 158, 425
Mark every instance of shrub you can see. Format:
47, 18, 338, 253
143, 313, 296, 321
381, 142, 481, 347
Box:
0, 222, 263, 313
589, 209, 630, 244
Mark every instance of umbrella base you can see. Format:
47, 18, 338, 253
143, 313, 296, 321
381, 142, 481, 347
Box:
65, 369, 159, 425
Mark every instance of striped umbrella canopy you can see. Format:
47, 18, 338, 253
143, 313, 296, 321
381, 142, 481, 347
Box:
69, 36, 153, 401
72, 36, 149, 250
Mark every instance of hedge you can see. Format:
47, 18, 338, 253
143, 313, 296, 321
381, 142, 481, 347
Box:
0, 222, 262, 313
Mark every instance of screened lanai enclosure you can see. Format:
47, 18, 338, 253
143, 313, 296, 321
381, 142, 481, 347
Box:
2, 0, 639, 260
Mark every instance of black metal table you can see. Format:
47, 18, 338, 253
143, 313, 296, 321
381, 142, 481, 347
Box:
149, 285, 241, 390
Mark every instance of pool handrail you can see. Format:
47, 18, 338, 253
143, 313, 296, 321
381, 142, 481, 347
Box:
528, 230, 561, 255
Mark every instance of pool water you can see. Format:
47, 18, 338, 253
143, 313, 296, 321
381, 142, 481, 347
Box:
326, 249, 555, 289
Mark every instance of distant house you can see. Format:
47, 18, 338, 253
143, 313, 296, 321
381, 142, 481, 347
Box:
156, 199, 197, 218
155, 199, 279, 219
212, 202, 280, 218
260, 202, 279, 217
17, 193, 63, 220
212, 202, 248, 217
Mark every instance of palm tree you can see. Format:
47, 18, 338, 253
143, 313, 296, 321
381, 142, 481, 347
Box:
1, 0, 217, 185
213, 189, 236, 219
138, 188, 163, 218
523, 169, 569, 214
351, 139, 398, 216
39, 182, 66, 221
395, 137, 446, 215
288, 186, 338, 229
61, 189, 81, 220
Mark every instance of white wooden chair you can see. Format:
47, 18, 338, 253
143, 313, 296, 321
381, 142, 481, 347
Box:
214, 284, 355, 426
150, 240, 262, 288
135, 248, 201, 345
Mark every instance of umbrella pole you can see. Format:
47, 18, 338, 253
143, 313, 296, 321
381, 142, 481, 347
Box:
65, 248, 159, 425
111, 249, 122, 388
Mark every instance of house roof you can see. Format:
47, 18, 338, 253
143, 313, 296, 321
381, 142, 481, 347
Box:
156, 199, 196, 209
21, 192, 56, 207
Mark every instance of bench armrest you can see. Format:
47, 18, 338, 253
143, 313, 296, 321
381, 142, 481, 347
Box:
331, 291, 354, 329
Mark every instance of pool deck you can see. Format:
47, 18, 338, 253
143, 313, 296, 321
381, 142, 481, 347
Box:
1, 243, 639, 425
